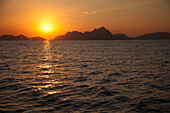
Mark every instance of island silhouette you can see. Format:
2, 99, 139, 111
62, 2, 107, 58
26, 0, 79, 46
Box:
0, 26, 170, 40
0, 35, 45, 40
54, 27, 131, 40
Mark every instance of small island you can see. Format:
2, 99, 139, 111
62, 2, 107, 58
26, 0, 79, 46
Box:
0, 35, 46, 41
31, 37, 46, 40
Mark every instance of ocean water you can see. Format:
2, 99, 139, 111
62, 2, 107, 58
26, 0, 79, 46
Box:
0, 40, 170, 113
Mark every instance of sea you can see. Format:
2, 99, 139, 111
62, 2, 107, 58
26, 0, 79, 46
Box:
0, 40, 170, 113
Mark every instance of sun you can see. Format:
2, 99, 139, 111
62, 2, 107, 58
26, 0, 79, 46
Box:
41, 24, 53, 32
44, 26, 49, 31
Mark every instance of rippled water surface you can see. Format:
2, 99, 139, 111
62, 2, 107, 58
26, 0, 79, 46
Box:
0, 40, 170, 113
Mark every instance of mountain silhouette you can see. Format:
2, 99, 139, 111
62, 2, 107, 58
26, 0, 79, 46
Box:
1, 27, 170, 40
54, 26, 128, 40
54, 27, 170, 40
31, 37, 46, 40
136, 32, 170, 39
0, 35, 29, 40
0, 35, 46, 40
85, 26, 113, 40
65, 31, 84, 40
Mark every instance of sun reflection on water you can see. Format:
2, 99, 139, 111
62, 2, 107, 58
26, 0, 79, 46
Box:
33, 79, 63, 92
48, 91, 61, 95
33, 41, 62, 95
43, 41, 52, 60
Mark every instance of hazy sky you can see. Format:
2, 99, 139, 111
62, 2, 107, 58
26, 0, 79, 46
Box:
0, 0, 170, 39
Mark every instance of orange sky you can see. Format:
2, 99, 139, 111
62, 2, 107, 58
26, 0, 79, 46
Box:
0, 0, 170, 39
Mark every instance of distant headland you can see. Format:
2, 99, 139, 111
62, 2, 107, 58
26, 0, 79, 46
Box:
0, 35, 46, 41
0, 26, 170, 40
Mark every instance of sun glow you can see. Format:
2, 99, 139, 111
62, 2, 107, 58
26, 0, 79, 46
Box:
44, 26, 49, 31
41, 24, 53, 32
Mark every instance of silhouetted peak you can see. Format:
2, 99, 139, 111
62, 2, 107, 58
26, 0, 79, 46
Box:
16, 35, 29, 40
93, 26, 107, 32
114, 33, 129, 38
91, 26, 112, 37
17, 34, 25, 36
32, 36, 45, 40
66, 31, 83, 36
17, 34, 27, 38
72, 31, 83, 34
0, 34, 29, 40
1, 35, 14, 38
99, 26, 107, 30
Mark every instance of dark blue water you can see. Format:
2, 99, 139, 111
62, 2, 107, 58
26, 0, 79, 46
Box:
0, 40, 170, 112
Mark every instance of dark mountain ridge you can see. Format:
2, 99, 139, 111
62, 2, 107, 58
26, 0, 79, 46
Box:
0, 35, 29, 40
0, 27, 170, 40
54, 27, 170, 40
0, 35, 45, 40
31, 37, 46, 40
54, 26, 129, 40
85, 26, 113, 40
136, 32, 170, 39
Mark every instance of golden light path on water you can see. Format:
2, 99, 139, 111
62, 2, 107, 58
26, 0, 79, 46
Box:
33, 41, 62, 95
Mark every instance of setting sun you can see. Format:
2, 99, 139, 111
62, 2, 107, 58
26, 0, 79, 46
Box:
44, 26, 49, 31
41, 24, 53, 32
36, 22, 62, 40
